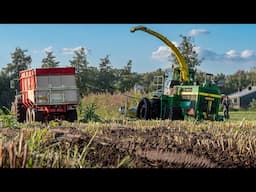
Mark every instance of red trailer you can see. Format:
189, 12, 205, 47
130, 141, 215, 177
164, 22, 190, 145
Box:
11, 67, 79, 123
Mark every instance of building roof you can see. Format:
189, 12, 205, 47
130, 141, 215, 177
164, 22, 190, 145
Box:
228, 86, 256, 98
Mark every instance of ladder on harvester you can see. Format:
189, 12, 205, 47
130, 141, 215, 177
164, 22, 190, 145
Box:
152, 75, 164, 97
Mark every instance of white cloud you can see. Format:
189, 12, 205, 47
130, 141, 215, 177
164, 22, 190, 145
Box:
43, 46, 53, 53
61, 46, 89, 55
200, 48, 256, 63
151, 46, 171, 62
152, 43, 256, 71
189, 29, 210, 36
241, 49, 254, 58
225, 50, 239, 58
151, 42, 179, 62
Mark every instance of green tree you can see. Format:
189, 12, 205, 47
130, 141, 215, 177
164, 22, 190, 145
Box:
41, 51, 59, 68
98, 55, 115, 93
69, 47, 89, 73
4, 47, 32, 79
0, 71, 14, 109
3, 47, 32, 97
170, 35, 203, 68
139, 68, 164, 93
249, 99, 256, 110
115, 60, 138, 92
69, 47, 90, 96
224, 70, 251, 95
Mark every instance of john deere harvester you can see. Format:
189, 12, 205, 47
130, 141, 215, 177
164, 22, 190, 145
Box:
130, 25, 223, 121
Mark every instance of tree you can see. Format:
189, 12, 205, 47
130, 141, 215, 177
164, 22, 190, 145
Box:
170, 35, 203, 68
139, 68, 164, 93
4, 47, 32, 79
249, 99, 256, 110
3, 47, 32, 96
115, 60, 138, 92
41, 51, 59, 68
69, 47, 90, 96
98, 55, 115, 93
69, 47, 89, 73
0, 71, 14, 109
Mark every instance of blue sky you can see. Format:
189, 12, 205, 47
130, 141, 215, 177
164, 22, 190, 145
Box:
0, 24, 256, 75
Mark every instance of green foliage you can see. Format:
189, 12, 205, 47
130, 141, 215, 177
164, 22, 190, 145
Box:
98, 55, 115, 94
249, 99, 256, 110
171, 35, 203, 68
115, 60, 139, 92
4, 47, 32, 80
140, 68, 164, 93
41, 51, 59, 68
70, 47, 89, 73
80, 103, 101, 123
0, 71, 14, 109
0, 107, 19, 128
27, 128, 48, 152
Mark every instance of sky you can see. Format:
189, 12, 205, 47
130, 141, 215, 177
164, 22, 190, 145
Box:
1, 24, 256, 75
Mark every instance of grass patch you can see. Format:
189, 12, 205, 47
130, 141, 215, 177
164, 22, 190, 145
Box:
227, 111, 256, 121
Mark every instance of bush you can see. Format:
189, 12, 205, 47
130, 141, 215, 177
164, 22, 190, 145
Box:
80, 103, 101, 123
0, 107, 19, 128
249, 99, 256, 110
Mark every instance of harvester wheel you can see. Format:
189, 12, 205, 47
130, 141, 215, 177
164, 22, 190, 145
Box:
137, 98, 151, 120
150, 98, 160, 119
169, 107, 184, 120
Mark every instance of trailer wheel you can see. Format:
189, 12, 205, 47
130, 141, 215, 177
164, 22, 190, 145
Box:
11, 95, 26, 123
17, 104, 26, 123
66, 110, 77, 122
12, 102, 26, 123
169, 107, 184, 120
35, 111, 44, 122
31, 108, 36, 123
137, 98, 151, 120
26, 108, 31, 123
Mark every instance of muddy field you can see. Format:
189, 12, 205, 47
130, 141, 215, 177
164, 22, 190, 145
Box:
1, 120, 256, 168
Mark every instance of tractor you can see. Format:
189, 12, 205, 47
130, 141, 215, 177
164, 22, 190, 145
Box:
129, 25, 223, 121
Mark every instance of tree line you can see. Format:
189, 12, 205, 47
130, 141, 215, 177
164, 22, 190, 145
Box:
1, 36, 256, 110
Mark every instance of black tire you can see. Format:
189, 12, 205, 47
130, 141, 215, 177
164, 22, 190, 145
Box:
30, 108, 44, 123
66, 109, 77, 122
169, 106, 184, 120
17, 103, 26, 123
150, 98, 160, 119
11, 95, 26, 123
136, 98, 151, 120
35, 111, 44, 122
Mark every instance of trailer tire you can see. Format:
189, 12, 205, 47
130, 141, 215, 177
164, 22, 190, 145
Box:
11, 95, 26, 123
66, 110, 77, 122
137, 98, 151, 120
26, 108, 31, 123
31, 108, 35, 123
17, 104, 26, 123
35, 111, 44, 122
